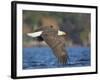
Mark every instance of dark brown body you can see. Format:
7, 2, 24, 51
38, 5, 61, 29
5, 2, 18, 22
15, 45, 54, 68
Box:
41, 27, 68, 64
40, 16, 68, 64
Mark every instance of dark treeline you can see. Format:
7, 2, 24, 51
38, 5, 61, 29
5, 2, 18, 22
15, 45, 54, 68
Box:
23, 10, 91, 47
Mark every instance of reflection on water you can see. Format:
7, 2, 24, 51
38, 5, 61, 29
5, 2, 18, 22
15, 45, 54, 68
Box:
23, 47, 90, 69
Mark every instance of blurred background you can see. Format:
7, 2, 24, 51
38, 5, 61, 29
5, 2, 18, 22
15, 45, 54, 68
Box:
23, 10, 91, 48
22, 10, 91, 69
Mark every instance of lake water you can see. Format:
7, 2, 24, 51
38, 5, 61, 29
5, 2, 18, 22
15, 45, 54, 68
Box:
23, 47, 90, 69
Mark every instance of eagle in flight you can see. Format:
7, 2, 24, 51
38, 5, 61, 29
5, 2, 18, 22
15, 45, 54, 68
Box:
27, 16, 68, 64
